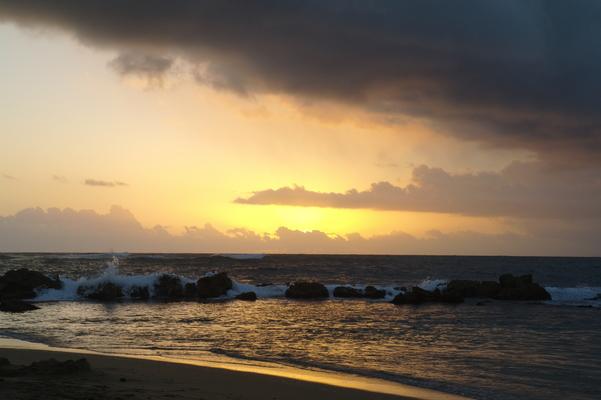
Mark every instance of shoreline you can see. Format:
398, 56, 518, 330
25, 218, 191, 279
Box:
0, 338, 469, 400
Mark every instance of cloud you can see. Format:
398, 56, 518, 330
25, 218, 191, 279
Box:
108, 51, 173, 86
52, 175, 68, 183
236, 161, 601, 219
84, 179, 128, 187
2, 1, 601, 162
0, 206, 599, 255
2, 173, 16, 180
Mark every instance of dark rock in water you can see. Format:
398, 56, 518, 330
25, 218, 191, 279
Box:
493, 274, 551, 301
0, 300, 40, 313
499, 273, 533, 288
129, 285, 150, 300
78, 282, 123, 301
0, 358, 90, 377
235, 291, 257, 301
494, 284, 551, 301
154, 274, 184, 299
0, 268, 62, 300
333, 286, 363, 298
392, 287, 463, 305
184, 282, 197, 298
445, 280, 500, 298
197, 272, 233, 298
285, 281, 329, 299
364, 285, 386, 299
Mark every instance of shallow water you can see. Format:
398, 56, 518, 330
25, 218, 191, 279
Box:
1, 253, 600, 400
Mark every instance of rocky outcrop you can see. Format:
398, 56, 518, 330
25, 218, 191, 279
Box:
184, 282, 198, 298
493, 274, 551, 301
285, 281, 329, 299
154, 274, 184, 299
445, 275, 550, 301
332, 285, 386, 299
445, 280, 500, 298
392, 287, 463, 305
0, 269, 62, 300
0, 300, 40, 313
235, 291, 257, 301
77, 282, 123, 301
333, 286, 363, 298
197, 272, 233, 298
364, 285, 386, 299
129, 285, 150, 300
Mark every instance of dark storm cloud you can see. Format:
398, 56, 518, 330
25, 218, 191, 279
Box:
84, 179, 128, 187
236, 162, 601, 219
108, 52, 173, 81
2, 1, 601, 161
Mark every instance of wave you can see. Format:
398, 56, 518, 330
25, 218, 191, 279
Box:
544, 286, 601, 307
31, 261, 601, 307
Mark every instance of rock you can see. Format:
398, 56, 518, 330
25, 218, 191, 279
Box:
445, 280, 500, 298
154, 274, 184, 299
364, 285, 386, 299
77, 282, 123, 301
285, 281, 329, 299
494, 284, 551, 301
197, 272, 233, 298
499, 273, 533, 288
392, 287, 463, 305
129, 285, 150, 300
235, 291, 257, 301
0, 268, 62, 300
184, 282, 197, 298
493, 274, 551, 301
333, 286, 363, 298
0, 300, 40, 313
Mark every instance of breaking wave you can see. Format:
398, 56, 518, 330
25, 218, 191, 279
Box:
30, 259, 601, 307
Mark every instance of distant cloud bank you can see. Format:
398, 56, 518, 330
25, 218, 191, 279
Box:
0, 206, 599, 256
237, 162, 601, 219
84, 179, 128, 188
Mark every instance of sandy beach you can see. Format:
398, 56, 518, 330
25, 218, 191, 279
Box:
0, 342, 468, 400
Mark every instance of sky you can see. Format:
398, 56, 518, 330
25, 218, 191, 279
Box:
1, 1, 600, 255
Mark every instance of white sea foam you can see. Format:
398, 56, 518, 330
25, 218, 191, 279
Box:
417, 279, 448, 292
32, 264, 601, 307
544, 286, 601, 306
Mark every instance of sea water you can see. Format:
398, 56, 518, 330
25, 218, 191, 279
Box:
0, 253, 600, 400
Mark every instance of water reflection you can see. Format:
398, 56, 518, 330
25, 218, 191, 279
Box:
2, 299, 600, 400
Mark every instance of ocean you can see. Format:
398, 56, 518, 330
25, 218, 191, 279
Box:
1, 253, 600, 400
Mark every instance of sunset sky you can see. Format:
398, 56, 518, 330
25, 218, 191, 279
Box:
1, 2, 600, 255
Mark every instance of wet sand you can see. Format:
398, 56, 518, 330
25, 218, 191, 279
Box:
0, 345, 468, 400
